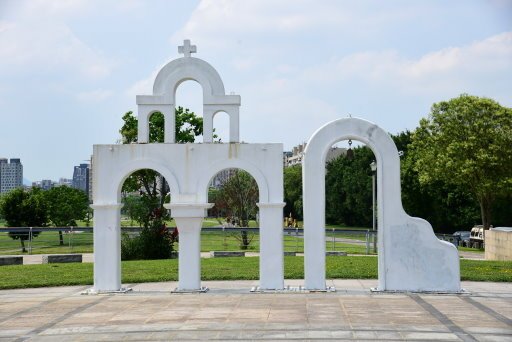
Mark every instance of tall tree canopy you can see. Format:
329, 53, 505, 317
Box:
45, 186, 89, 226
0, 188, 48, 252
325, 146, 374, 227
283, 165, 303, 220
45, 186, 89, 245
214, 170, 259, 228
410, 94, 512, 229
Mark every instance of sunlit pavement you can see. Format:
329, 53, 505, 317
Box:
0, 280, 510, 341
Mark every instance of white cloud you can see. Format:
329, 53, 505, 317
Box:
0, 3, 114, 81
76, 89, 113, 102
125, 67, 162, 98
298, 32, 512, 97
19, 0, 92, 18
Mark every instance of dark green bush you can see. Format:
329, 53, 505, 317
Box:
121, 220, 177, 260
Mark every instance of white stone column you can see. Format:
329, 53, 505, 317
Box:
203, 106, 214, 143
229, 107, 240, 143
166, 203, 213, 291
91, 203, 123, 292
137, 106, 150, 143
257, 203, 285, 290
163, 105, 176, 143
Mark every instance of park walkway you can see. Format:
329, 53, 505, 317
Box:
0, 280, 510, 341
12, 249, 485, 265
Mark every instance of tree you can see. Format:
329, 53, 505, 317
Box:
284, 165, 303, 220
214, 170, 258, 249
119, 108, 204, 225
45, 186, 89, 245
119, 108, 203, 259
410, 94, 512, 229
0, 188, 48, 252
325, 146, 374, 227
398, 131, 480, 233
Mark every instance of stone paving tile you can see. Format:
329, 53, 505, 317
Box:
0, 281, 511, 341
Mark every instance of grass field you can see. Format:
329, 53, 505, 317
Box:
0, 229, 373, 255
0, 257, 510, 290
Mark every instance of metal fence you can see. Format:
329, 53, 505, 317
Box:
0, 227, 377, 255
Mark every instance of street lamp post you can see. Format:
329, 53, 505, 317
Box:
370, 161, 377, 253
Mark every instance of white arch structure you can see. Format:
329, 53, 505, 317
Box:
92, 41, 284, 292
92, 41, 461, 294
303, 118, 460, 292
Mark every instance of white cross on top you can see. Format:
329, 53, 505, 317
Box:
178, 39, 197, 57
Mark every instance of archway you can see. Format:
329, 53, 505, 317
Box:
303, 118, 460, 292
92, 160, 180, 292
212, 111, 230, 143
200, 161, 283, 290
206, 168, 260, 272
175, 80, 204, 143
324, 140, 377, 256
92, 40, 284, 292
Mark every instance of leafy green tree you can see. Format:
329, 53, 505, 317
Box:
410, 94, 512, 229
45, 186, 89, 245
119, 108, 203, 259
119, 108, 204, 224
399, 131, 480, 233
325, 146, 374, 227
213, 170, 258, 249
284, 165, 303, 220
0, 188, 48, 252
122, 194, 146, 227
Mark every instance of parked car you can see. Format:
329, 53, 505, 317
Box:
470, 225, 484, 248
452, 231, 470, 247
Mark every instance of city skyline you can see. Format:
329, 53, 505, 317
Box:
1, 0, 511, 181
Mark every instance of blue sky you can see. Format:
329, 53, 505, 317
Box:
0, 0, 511, 182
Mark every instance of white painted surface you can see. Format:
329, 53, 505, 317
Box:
92, 41, 284, 292
136, 40, 240, 144
303, 118, 460, 292
258, 202, 286, 289
91, 204, 122, 292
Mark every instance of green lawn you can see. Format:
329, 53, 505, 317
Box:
458, 246, 485, 253
0, 257, 510, 290
0, 230, 94, 255
1, 229, 373, 255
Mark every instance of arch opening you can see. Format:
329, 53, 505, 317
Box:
119, 168, 177, 261
207, 168, 260, 252
324, 140, 378, 258
212, 111, 230, 143
148, 112, 165, 143
175, 80, 204, 143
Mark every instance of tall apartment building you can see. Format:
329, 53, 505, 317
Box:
0, 158, 23, 194
72, 163, 90, 195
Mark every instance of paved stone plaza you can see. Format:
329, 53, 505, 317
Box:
0, 280, 510, 341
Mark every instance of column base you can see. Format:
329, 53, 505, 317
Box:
171, 287, 209, 293
82, 287, 132, 295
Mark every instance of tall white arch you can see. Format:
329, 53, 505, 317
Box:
303, 118, 460, 292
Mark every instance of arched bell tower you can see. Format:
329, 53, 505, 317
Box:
136, 40, 241, 143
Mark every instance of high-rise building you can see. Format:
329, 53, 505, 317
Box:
72, 163, 90, 194
0, 158, 23, 194
58, 178, 73, 187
